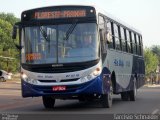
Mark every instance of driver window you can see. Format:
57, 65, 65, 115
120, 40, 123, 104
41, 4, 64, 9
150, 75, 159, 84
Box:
98, 15, 106, 52
99, 15, 105, 41
99, 15, 105, 30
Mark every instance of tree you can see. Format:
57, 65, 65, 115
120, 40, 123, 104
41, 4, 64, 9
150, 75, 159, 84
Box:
0, 13, 19, 26
151, 45, 160, 62
144, 47, 159, 78
0, 19, 13, 50
0, 13, 20, 73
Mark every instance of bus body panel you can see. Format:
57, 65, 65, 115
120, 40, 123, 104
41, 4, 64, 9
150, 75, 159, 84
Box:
103, 49, 145, 93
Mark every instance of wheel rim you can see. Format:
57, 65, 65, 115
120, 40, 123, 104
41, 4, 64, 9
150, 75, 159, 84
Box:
109, 86, 113, 100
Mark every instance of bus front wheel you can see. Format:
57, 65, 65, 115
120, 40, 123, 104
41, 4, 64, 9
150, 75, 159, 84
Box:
42, 96, 55, 109
101, 85, 113, 108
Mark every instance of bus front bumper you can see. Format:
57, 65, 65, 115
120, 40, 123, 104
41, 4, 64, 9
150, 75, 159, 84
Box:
21, 77, 103, 98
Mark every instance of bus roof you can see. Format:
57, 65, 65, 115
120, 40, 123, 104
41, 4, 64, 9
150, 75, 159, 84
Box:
93, 5, 142, 34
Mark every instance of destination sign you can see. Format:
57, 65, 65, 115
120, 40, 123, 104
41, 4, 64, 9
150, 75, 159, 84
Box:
26, 53, 42, 61
21, 6, 96, 21
34, 10, 86, 19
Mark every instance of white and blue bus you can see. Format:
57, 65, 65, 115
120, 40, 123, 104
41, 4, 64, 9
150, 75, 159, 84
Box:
12, 5, 145, 108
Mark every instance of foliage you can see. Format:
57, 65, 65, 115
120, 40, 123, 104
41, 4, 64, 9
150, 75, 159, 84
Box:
0, 13, 19, 26
0, 12, 20, 73
144, 47, 159, 77
151, 45, 160, 62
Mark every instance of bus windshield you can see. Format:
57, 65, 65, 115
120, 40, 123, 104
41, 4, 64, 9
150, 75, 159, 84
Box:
21, 23, 99, 64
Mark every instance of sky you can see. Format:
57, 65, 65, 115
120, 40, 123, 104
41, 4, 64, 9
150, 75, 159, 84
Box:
0, 0, 160, 47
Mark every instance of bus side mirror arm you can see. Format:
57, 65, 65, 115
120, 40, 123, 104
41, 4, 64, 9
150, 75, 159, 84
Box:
12, 25, 17, 39
12, 24, 23, 50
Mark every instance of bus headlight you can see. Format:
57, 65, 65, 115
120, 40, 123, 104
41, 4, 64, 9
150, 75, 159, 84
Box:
80, 67, 101, 83
93, 67, 101, 76
21, 73, 28, 80
21, 73, 38, 85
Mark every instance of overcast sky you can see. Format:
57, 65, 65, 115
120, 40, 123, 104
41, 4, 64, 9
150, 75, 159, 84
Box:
0, 0, 160, 47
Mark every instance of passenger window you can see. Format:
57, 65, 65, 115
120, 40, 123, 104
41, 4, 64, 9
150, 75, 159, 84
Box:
134, 33, 137, 54
113, 24, 121, 50
139, 35, 142, 56
129, 31, 133, 53
131, 32, 136, 54
140, 36, 143, 56
126, 30, 131, 53
107, 21, 114, 49
120, 27, 127, 52
118, 26, 122, 51
136, 34, 140, 55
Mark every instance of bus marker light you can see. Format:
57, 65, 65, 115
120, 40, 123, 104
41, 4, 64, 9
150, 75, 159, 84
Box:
52, 86, 66, 91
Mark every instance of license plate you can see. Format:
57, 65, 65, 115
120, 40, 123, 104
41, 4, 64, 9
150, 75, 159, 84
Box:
52, 86, 66, 91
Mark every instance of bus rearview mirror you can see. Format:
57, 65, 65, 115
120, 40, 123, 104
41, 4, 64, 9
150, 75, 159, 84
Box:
12, 26, 17, 39
12, 24, 23, 50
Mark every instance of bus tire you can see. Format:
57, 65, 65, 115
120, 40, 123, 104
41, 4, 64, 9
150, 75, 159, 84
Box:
121, 92, 129, 101
129, 79, 137, 101
111, 72, 116, 94
78, 97, 85, 102
42, 96, 55, 108
101, 84, 113, 108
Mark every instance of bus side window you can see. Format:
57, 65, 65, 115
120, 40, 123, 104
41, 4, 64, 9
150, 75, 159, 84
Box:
141, 36, 143, 56
118, 25, 122, 51
124, 29, 128, 52
126, 29, 131, 53
129, 31, 133, 53
111, 22, 115, 49
139, 35, 143, 56
131, 32, 136, 54
134, 33, 138, 55
120, 27, 126, 52
107, 21, 114, 49
136, 34, 140, 55
113, 23, 121, 50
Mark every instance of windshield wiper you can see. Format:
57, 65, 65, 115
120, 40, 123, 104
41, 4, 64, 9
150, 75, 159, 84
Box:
64, 20, 78, 41
40, 26, 50, 42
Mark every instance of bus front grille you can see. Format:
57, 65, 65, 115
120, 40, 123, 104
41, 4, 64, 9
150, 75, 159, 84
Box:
38, 78, 79, 83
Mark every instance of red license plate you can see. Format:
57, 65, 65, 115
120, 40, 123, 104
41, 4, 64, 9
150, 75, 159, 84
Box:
52, 86, 66, 91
